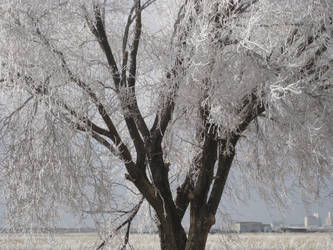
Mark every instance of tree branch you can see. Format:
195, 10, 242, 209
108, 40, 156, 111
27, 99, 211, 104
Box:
83, 5, 121, 88
207, 89, 265, 214
150, 0, 194, 145
85, 3, 149, 167
32, 21, 125, 150
0, 96, 33, 133
96, 196, 144, 250
126, 0, 151, 142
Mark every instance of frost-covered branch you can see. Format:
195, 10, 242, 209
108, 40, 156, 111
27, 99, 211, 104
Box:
96, 196, 144, 250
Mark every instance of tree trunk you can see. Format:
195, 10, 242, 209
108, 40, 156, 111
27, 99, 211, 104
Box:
156, 206, 216, 250
185, 207, 215, 250
157, 216, 187, 250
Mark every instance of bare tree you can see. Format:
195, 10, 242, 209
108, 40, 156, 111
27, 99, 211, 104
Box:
1, 0, 333, 249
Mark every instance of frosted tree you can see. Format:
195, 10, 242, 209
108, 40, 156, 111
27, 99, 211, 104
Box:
1, 0, 333, 249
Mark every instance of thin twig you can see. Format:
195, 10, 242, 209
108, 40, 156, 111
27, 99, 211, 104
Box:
96, 196, 144, 250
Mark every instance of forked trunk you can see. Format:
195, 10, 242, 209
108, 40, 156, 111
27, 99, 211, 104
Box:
157, 207, 215, 250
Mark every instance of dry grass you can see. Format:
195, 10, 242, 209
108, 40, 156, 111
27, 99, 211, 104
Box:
0, 232, 332, 250
206, 233, 333, 250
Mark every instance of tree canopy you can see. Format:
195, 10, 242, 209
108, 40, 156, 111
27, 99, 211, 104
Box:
0, 0, 333, 249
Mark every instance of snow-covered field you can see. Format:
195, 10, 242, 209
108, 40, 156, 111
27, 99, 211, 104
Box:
0, 233, 333, 250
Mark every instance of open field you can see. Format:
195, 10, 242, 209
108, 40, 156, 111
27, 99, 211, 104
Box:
0, 232, 333, 250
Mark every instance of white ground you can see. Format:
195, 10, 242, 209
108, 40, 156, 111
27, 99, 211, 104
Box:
0, 233, 333, 250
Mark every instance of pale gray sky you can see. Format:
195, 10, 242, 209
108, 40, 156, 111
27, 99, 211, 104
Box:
224, 191, 333, 225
